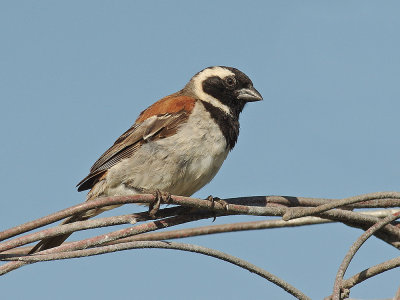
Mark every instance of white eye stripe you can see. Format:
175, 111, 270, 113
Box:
192, 67, 234, 115
195, 66, 234, 81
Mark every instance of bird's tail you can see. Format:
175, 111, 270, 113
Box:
28, 213, 88, 254
28, 204, 121, 254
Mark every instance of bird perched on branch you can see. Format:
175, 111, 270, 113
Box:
30, 66, 262, 253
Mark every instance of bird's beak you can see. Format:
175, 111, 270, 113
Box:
235, 86, 263, 102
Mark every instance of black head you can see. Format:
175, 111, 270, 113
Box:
187, 66, 262, 150
190, 66, 262, 117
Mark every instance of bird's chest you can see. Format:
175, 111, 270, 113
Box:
155, 104, 229, 195
180, 115, 228, 175
110, 103, 230, 197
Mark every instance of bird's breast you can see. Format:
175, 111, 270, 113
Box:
105, 102, 229, 197
153, 102, 229, 195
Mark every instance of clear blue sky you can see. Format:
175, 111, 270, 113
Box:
1, 1, 399, 299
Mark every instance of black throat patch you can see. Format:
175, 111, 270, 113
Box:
200, 100, 240, 150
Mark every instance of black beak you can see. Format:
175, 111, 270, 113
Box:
235, 86, 263, 102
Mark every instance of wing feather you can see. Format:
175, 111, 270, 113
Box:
77, 110, 190, 191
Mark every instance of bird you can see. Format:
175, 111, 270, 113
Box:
30, 66, 263, 253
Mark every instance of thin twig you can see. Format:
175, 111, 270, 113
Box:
394, 285, 400, 300
283, 192, 400, 221
332, 211, 400, 300
3, 193, 399, 243
342, 256, 400, 290
112, 209, 399, 245
0, 192, 399, 299
317, 209, 400, 249
4, 209, 396, 256
0, 194, 156, 242
0, 213, 211, 275
6, 241, 311, 300
0, 207, 195, 253
0, 194, 283, 242
252, 195, 400, 209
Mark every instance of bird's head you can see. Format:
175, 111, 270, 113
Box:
186, 66, 262, 116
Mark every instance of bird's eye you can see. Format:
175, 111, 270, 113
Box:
224, 76, 236, 87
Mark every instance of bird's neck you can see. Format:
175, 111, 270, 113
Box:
200, 100, 240, 150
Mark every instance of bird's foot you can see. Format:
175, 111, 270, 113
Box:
205, 195, 229, 222
149, 190, 171, 218
206, 195, 229, 209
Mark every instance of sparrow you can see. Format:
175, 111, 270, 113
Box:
30, 66, 262, 253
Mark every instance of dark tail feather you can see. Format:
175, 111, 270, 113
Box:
29, 203, 123, 254
28, 213, 89, 254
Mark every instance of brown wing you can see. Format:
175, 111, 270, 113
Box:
77, 95, 196, 192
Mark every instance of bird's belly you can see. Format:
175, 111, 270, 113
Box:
105, 105, 229, 197
106, 140, 228, 197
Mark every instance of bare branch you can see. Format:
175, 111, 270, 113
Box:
4, 240, 311, 300
119, 209, 399, 245
332, 211, 400, 300
0, 213, 211, 275
395, 285, 400, 300
248, 195, 400, 209
283, 192, 400, 221
5, 209, 396, 255
0, 194, 286, 242
318, 209, 400, 249
0, 207, 192, 253
1, 191, 399, 299
342, 256, 400, 290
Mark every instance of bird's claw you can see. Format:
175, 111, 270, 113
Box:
206, 195, 228, 222
149, 190, 171, 218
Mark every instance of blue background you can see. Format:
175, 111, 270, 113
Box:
1, 1, 399, 299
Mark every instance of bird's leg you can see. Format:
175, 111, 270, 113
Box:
206, 195, 229, 209
122, 182, 171, 218
149, 189, 171, 218
205, 195, 229, 222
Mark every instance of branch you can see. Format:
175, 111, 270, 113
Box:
332, 211, 400, 300
342, 256, 400, 290
4, 209, 395, 255
318, 209, 400, 249
283, 192, 400, 221
113, 209, 399, 245
0, 213, 211, 275
1, 192, 399, 299
395, 285, 400, 300
4, 240, 311, 300
0, 207, 193, 253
